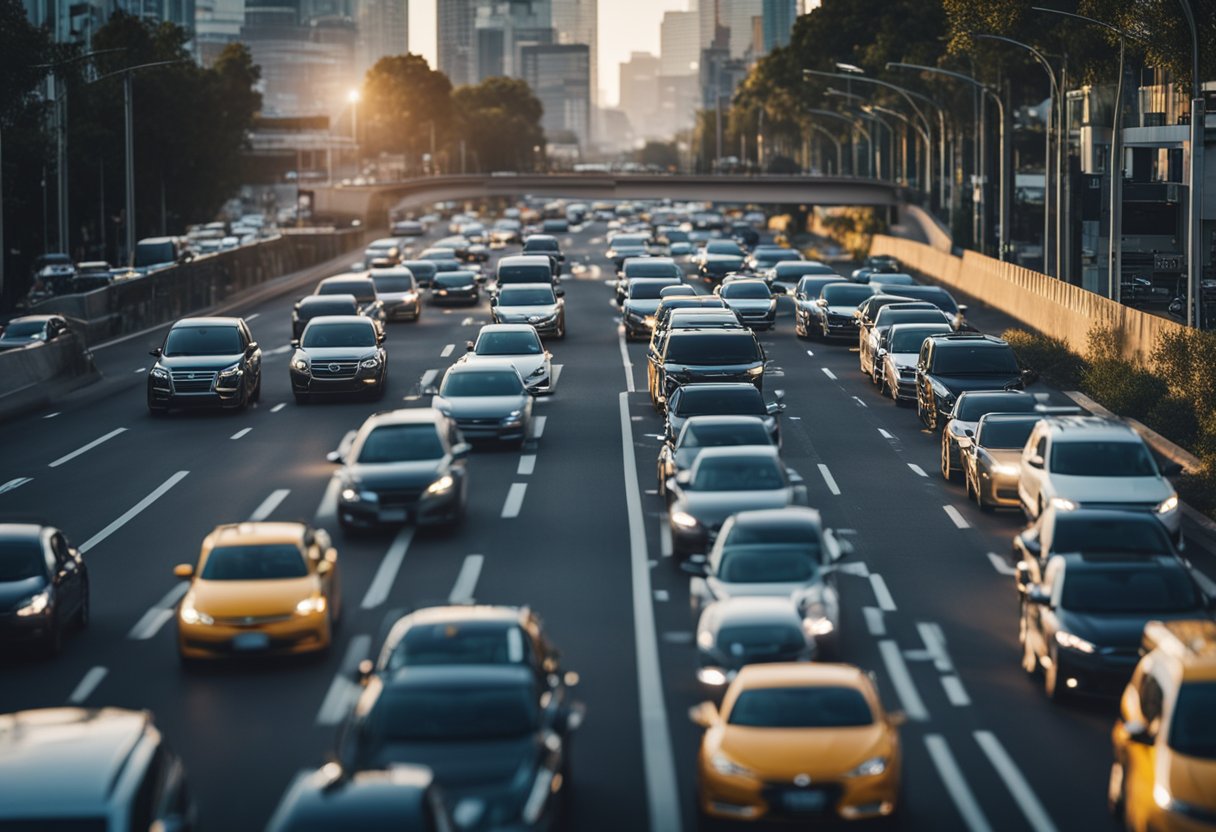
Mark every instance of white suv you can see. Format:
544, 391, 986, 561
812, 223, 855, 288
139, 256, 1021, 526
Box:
1018, 416, 1182, 546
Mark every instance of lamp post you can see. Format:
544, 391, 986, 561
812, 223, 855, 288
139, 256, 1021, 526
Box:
347, 88, 360, 178
825, 89, 884, 179
869, 104, 931, 189
806, 108, 866, 177
1174, 0, 1204, 328
806, 123, 843, 174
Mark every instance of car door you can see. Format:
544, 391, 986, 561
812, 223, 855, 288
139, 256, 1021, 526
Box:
1024, 556, 1061, 663
1020, 431, 1049, 514
915, 341, 933, 413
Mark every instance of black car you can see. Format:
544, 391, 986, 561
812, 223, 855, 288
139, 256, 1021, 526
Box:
664, 382, 783, 445
1013, 507, 1182, 567
0, 524, 88, 654
1017, 552, 1212, 700
654, 327, 766, 411
804, 282, 877, 340
431, 271, 480, 305
315, 276, 386, 331
792, 277, 846, 338
290, 316, 387, 403
338, 664, 582, 832
147, 316, 262, 414
869, 283, 965, 323
495, 255, 564, 297
267, 765, 454, 832
399, 259, 439, 289
521, 234, 564, 275
291, 294, 359, 339
652, 296, 728, 333
698, 240, 746, 282
915, 334, 1034, 430
70, 261, 115, 292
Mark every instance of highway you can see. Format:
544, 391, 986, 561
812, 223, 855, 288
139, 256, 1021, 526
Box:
1, 217, 1203, 832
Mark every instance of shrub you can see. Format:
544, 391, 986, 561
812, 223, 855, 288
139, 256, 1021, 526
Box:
1143, 396, 1200, 449
1177, 464, 1216, 518
1151, 327, 1216, 421
1080, 324, 1167, 421
1001, 328, 1085, 389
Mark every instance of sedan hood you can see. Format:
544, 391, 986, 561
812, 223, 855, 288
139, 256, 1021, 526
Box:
725, 298, 773, 313
435, 394, 528, 418
1050, 474, 1171, 504
495, 304, 559, 321
679, 489, 796, 528
464, 353, 546, 380
935, 374, 1022, 396
887, 350, 918, 369
191, 576, 317, 618
707, 577, 812, 600
1059, 608, 1200, 649
157, 353, 244, 371
719, 724, 888, 779
624, 299, 663, 316
346, 460, 446, 490
827, 305, 859, 318
0, 576, 48, 612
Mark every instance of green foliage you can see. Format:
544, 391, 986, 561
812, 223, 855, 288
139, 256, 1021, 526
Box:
636, 141, 679, 170
820, 208, 885, 259
361, 54, 453, 161
1080, 325, 1167, 421
1151, 327, 1216, 419
1001, 329, 1084, 388
451, 77, 545, 172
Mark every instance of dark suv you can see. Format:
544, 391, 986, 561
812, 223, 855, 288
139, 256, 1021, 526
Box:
653, 327, 766, 411
915, 334, 1033, 430
147, 317, 262, 414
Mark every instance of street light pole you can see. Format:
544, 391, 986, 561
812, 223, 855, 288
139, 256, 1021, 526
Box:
807, 108, 862, 177
806, 123, 843, 174
1174, 0, 1204, 328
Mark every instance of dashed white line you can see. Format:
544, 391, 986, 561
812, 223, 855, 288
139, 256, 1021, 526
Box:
878, 428, 894, 439
43, 411, 60, 419
315, 634, 372, 726
917, 622, 954, 672
0, 477, 33, 495
245, 312, 260, 321
265, 345, 292, 356
134, 367, 145, 373
231, 427, 252, 440
816, 463, 841, 495
531, 416, 547, 438
659, 515, 673, 558
618, 330, 636, 392
80, 471, 189, 553
127, 583, 189, 640
869, 574, 897, 611
48, 427, 128, 468
517, 455, 536, 475
943, 504, 971, 529
314, 476, 340, 526
270, 403, 286, 413
852, 396, 868, 408
878, 639, 929, 721
987, 552, 1018, 576
67, 666, 108, 704
360, 528, 413, 609
942, 675, 971, 706
821, 367, 837, 380
551, 363, 563, 389
974, 731, 1059, 832
908, 463, 928, 477
501, 483, 528, 518
653, 589, 669, 601
419, 368, 439, 389
440, 343, 455, 357
925, 735, 994, 832
250, 489, 291, 521
448, 554, 484, 603
863, 606, 886, 637
805, 349, 814, 356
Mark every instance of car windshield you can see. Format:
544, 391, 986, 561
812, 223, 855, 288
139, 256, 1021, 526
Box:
387, 622, 528, 670
436, 273, 475, 287
822, 284, 874, 305
716, 623, 805, 656
1061, 565, 1198, 613
1051, 517, 1170, 554
302, 323, 376, 348
976, 418, 1039, 449
728, 686, 873, 728
717, 546, 818, 582
1169, 682, 1216, 759
525, 239, 559, 252
629, 282, 669, 300
626, 263, 680, 278
682, 422, 771, 448
319, 281, 374, 302
357, 425, 445, 463
200, 544, 308, 580
955, 394, 1036, 421
666, 334, 758, 364
677, 389, 764, 417
371, 274, 414, 293
889, 327, 949, 352
0, 540, 45, 581
163, 326, 241, 356
932, 345, 1019, 375
441, 370, 522, 397
692, 456, 784, 491
1050, 440, 1158, 477
722, 283, 770, 299
499, 288, 555, 306
477, 331, 542, 355
1, 322, 45, 338
367, 685, 537, 741
707, 241, 743, 255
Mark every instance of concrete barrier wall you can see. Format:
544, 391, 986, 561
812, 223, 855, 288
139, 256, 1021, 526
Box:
0, 332, 96, 396
869, 234, 1188, 365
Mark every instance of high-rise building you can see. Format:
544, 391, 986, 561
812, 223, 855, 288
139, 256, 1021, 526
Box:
552, 0, 596, 107
196, 0, 247, 64
723, 0, 761, 60
696, 0, 726, 50
473, 0, 552, 80
619, 51, 659, 134
438, 0, 477, 86
356, 0, 408, 73
24, 0, 196, 46
762, 0, 797, 53
521, 43, 589, 147
659, 9, 699, 78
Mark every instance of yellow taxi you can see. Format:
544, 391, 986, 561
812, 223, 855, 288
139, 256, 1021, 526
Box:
174, 522, 340, 662
691, 662, 903, 825
1110, 619, 1216, 832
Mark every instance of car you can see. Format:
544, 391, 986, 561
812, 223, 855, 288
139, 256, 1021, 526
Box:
652, 296, 729, 335
852, 293, 929, 343
856, 300, 945, 379
30, 252, 76, 293
490, 218, 522, 246
647, 308, 744, 403
491, 283, 565, 339
0, 314, 70, 352
864, 272, 918, 287
134, 236, 191, 270
314, 275, 387, 331
877, 323, 954, 404
390, 219, 425, 237
694, 597, 817, 693
399, 259, 439, 288
290, 315, 387, 402
690, 663, 903, 825
616, 256, 683, 304
869, 283, 964, 323
732, 223, 762, 250
431, 362, 533, 446
964, 414, 1044, 510
1018, 416, 1183, 545
684, 507, 850, 654
0, 707, 197, 831
623, 277, 683, 340
0, 524, 88, 654
173, 521, 340, 662
267, 764, 455, 832
430, 270, 481, 305
1013, 506, 1183, 570
716, 279, 777, 330
542, 217, 569, 233
804, 282, 877, 340
1108, 619, 1216, 832
661, 284, 697, 298
658, 416, 776, 497
915, 334, 1033, 430
772, 261, 837, 292
606, 232, 652, 270
331, 408, 470, 530
652, 327, 767, 412
495, 255, 563, 296
521, 234, 564, 274
939, 390, 1041, 481
461, 324, 553, 394
1017, 551, 1212, 700
697, 240, 747, 282
70, 261, 115, 292
147, 316, 262, 414
661, 228, 694, 258
291, 294, 360, 340
370, 266, 421, 322
666, 446, 808, 558
747, 247, 802, 283
416, 248, 465, 279
363, 237, 407, 267
336, 664, 583, 832
864, 254, 901, 272
664, 383, 783, 447
792, 278, 846, 338
434, 235, 486, 263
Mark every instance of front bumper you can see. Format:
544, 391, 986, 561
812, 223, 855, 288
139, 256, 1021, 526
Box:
148, 375, 245, 409
291, 365, 384, 395
178, 613, 330, 659
498, 316, 560, 337
975, 466, 1020, 507
432, 288, 479, 304
734, 309, 777, 329
699, 766, 898, 824
0, 610, 56, 643
819, 316, 858, 338
339, 486, 463, 528
1054, 648, 1140, 696
452, 416, 528, 443
886, 370, 917, 401
383, 299, 420, 320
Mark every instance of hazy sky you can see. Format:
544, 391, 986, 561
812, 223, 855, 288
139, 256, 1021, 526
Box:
409, 0, 692, 107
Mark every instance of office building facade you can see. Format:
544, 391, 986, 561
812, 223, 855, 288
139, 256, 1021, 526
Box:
521, 43, 589, 147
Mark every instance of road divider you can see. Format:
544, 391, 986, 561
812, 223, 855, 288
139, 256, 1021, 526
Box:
517, 455, 536, 475
48, 427, 127, 468
531, 416, 547, 439
80, 470, 190, 553
360, 528, 413, 609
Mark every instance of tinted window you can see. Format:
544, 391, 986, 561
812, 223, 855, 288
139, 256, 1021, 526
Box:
706, 241, 743, 255
367, 685, 537, 742
1060, 565, 1198, 613
797, 277, 840, 296
629, 282, 670, 300
1050, 516, 1170, 554
717, 547, 818, 582
724, 522, 818, 547
625, 263, 680, 278
476, 331, 542, 355
1050, 440, 1157, 477
402, 262, 437, 277
372, 273, 415, 293
358, 425, 445, 463
822, 284, 874, 305
201, 545, 308, 580
525, 239, 559, 251
387, 622, 528, 670
435, 273, 476, 288
498, 265, 552, 282
722, 283, 770, 299
692, 456, 785, 491
976, 418, 1039, 449
441, 371, 522, 397
164, 326, 242, 356
728, 686, 873, 728
0, 539, 46, 581
885, 288, 958, 313
498, 287, 555, 306
955, 394, 1036, 421
1169, 682, 1216, 759
678, 390, 763, 418
665, 334, 759, 364
1, 322, 45, 338
299, 301, 355, 318
302, 323, 376, 348
876, 309, 946, 327
932, 344, 1019, 375
682, 422, 771, 448
319, 281, 375, 302
890, 326, 950, 352
135, 241, 175, 266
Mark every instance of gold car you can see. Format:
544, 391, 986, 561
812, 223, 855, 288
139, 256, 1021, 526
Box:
1110, 619, 1216, 832
174, 522, 340, 661
691, 663, 903, 825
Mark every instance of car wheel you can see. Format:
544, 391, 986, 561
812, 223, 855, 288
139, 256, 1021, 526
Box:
294, 391, 309, 405
940, 439, 958, 481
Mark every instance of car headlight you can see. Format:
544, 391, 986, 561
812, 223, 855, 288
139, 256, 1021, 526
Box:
501, 409, 523, 425
992, 463, 1019, 476
710, 751, 753, 778
15, 590, 51, 617
844, 756, 888, 778
1157, 495, 1179, 514
1055, 630, 1095, 653
340, 486, 377, 503
150, 366, 170, 380
527, 366, 547, 378
697, 666, 729, 687
291, 358, 309, 372
217, 363, 242, 379
295, 596, 327, 616
360, 357, 380, 369
670, 511, 699, 530
1050, 497, 1078, 511
803, 617, 835, 637
425, 474, 455, 496
179, 599, 214, 626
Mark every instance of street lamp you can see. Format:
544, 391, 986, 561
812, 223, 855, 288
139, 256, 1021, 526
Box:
347, 88, 361, 177
825, 90, 885, 179
807, 107, 874, 178
1174, 0, 1204, 328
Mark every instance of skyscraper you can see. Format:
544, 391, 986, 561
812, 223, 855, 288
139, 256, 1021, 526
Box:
438, 0, 477, 85
723, 0, 761, 60
659, 9, 698, 77
473, 0, 552, 80
521, 43, 590, 147
196, 0, 247, 64
357, 0, 409, 73
552, 0, 596, 107
618, 51, 659, 134
761, 0, 797, 53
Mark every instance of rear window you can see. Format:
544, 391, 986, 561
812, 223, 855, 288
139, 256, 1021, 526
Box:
318, 280, 375, 302
721, 283, 770, 299
728, 686, 873, 728
371, 273, 415, 293
357, 424, 445, 463
435, 273, 476, 287
677, 388, 764, 417
1049, 440, 1157, 477
1061, 565, 1198, 613
201, 544, 308, 580
629, 282, 669, 300
931, 344, 1019, 375
625, 262, 681, 278
975, 418, 1039, 449
822, 284, 874, 305
300, 300, 355, 318
889, 326, 949, 352
682, 421, 770, 448
665, 333, 759, 364
498, 265, 552, 282
499, 287, 555, 306
1050, 515, 1170, 554
955, 394, 1036, 421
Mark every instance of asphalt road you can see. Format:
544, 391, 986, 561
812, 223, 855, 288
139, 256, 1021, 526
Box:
2, 218, 1212, 832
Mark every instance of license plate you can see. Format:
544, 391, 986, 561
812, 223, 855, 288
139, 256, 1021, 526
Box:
232, 632, 270, 652
379, 508, 408, 522
782, 791, 827, 813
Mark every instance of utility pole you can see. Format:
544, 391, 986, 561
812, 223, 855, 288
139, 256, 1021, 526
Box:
123, 75, 135, 266
1176, 0, 1204, 328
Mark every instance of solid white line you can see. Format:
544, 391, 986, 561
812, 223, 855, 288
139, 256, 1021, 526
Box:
659, 515, 673, 558
43, 412, 60, 419
618, 392, 682, 832
48, 427, 127, 468
440, 343, 455, 357
817, 463, 841, 495
551, 363, 563, 389
821, 367, 837, 380
974, 731, 1059, 832
944, 504, 971, 529
419, 368, 439, 389
501, 483, 528, 518
360, 528, 413, 609
270, 402, 286, 413
517, 455, 536, 475
80, 471, 189, 553
231, 427, 252, 440
68, 666, 108, 704
448, 554, 484, 603
925, 735, 994, 832
618, 330, 636, 392
531, 415, 547, 438
869, 574, 897, 611
250, 489, 291, 521
878, 639, 928, 721
852, 395, 868, 408
918, 622, 954, 672
314, 476, 340, 525
863, 606, 886, 637
942, 675, 971, 706
315, 634, 372, 726
908, 463, 928, 477
127, 608, 175, 641
878, 428, 894, 439
0, 477, 33, 495
988, 552, 1018, 576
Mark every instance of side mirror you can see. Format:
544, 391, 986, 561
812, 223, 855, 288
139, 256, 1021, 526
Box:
290, 339, 300, 349
326, 450, 344, 463
490, 296, 498, 306
689, 701, 719, 728
555, 286, 565, 298
958, 304, 969, 315
452, 443, 472, 459
149, 346, 162, 357
173, 563, 194, 580
246, 341, 259, 354
377, 332, 386, 344
466, 341, 475, 352
1027, 455, 1044, 469
1161, 461, 1184, 477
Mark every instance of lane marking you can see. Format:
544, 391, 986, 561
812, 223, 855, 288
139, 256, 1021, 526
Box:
908, 463, 928, 477
531, 415, 547, 438
863, 606, 886, 637
315, 634, 372, 726
80, 471, 189, 553
918, 622, 954, 672
68, 666, 108, 704
250, 489, 291, 521
852, 396, 868, 408
805, 349, 814, 356
245, 312, 260, 321
360, 528, 413, 609
659, 515, 673, 558
817, 463, 841, 495
925, 735, 994, 832
878, 428, 894, 439
878, 639, 929, 721
134, 367, 145, 373
551, 363, 563, 389
270, 403, 286, 413
448, 554, 484, 603
419, 368, 439, 389
43, 412, 60, 419
942, 675, 971, 706
517, 455, 536, 475
231, 427, 252, 440
48, 427, 128, 468
314, 476, 340, 526
617, 392, 682, 832
821, 367, 837, 380
987, 552, 1018, 576
974, 731, 1060, 832
943, 505, 970, 529
127, 585, 189, 641
501, 483, 528, 518
440, 343, 455, 357
618, 330, 636, 392
0, 477, 33, 495
869, 574, 897, 612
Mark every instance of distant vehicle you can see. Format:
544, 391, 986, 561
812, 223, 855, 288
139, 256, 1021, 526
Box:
496, 254, 564, 297
716, 279, 777, 330
70, 261, 114, 292
623, 277, 683, 340
290, 316, 387, 403
461, 324, 553, 394
915, 334, 1032, 430
314, 275, 386, 331
147, 316, 262, 414
399, 259, 438, 289
0, 523, 89, 653
859, 302, 953, 383
696, 240, 746, 282
267, 764, 454, 832
369, 266, 421, 322
658, 415, 776, 496
134, 236, 192, 270
492, 284, 565, 339
30, 253, 76, 293
431, 271, 481, 305
521, 234, 565, 274
0, 314, 70, 352
542, 218, 569, 233
291, 294, 360, 339
390, 219, 425, 237
362, 237, 407, 267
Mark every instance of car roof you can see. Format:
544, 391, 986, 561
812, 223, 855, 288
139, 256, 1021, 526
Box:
734, 662, 868, 689
696, 445, 781, 461
269, 764, 432, 831
171, 316, 243, 328
682, 415, 769, 428
1059, 552, 1184, 570
206, 521, 308, 546
499, 255, 553, 266
626, 256, 676, 265
305, 314, 372, 326
399, 604, 524, 627
498, 282, 554, 292
523, 234, 558, 243
300, 293, 357, 305
729, 506, 822, 528
679, 383, 762, 395
5, 315, 57, 325
0, 524, 45, 544
478, 323, 539, 334
363, 408, 446, 428
320, 275, 374, 285
1042, 415, 1140, 441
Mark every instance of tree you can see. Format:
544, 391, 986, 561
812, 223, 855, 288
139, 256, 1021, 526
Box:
361, 54, 453, 165
451, 77, 544, 172
636, 141, 679, 170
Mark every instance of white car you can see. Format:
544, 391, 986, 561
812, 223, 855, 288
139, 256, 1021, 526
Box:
459, 324, 553, 394
1018, 416, 1183, 546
